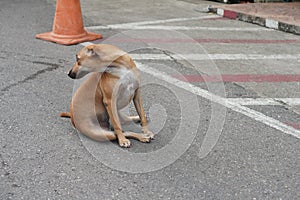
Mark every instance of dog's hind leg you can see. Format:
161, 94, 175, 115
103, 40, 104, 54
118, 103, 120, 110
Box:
81, 125, 117, 141
119, 112, 141, 124
81, 128, 151, 143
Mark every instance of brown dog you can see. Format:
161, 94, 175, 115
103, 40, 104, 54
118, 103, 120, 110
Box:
60, 44, 154, 147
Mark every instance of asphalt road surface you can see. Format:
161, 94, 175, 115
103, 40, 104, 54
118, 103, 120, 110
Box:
1, 0, 299, 199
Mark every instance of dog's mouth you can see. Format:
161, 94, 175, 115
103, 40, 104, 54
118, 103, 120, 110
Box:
68, 70, 89, 79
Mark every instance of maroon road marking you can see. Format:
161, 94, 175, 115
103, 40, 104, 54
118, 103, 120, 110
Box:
194, 39, 300, 44
285, 122, 300, 130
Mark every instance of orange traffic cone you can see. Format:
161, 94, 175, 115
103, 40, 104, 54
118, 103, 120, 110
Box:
36, 0, 102, 45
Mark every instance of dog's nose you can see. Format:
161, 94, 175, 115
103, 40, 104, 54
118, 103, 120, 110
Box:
68, 70, 76, 79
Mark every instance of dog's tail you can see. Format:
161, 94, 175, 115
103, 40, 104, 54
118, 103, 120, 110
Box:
59, 112, 71, 118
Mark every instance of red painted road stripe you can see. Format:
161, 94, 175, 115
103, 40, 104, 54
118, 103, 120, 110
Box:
173, 74, 300, 83
285, 122, 300, 130
195, 39, 300, 44
96, 38, 299, 44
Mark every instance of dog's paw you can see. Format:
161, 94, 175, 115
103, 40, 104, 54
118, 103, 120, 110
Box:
145, 131, 155, 140
142, 127, 155, 139
118, 138, 131, 148
138, 134, 151, 143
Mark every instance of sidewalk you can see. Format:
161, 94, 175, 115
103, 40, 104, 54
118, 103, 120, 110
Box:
211, 2, 300, 35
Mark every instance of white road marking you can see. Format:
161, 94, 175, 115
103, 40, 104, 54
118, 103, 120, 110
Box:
136, 62, 300, 139
130, 54, 171, 60
276, 98, 300, 106
93, 15, 222, 28
130, 53, 300, 61
228, 98, 300, 106
228, 98, 281, 106
85, 15, 220, 30
87, 25, 268, 31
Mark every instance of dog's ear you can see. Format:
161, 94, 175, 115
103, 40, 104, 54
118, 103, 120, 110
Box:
85, 47, 97, 57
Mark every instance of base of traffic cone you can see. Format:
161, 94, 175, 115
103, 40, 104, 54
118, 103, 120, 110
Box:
36, 31, 102, 45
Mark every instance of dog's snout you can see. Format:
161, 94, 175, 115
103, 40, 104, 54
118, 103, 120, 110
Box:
68, 70, 76, 79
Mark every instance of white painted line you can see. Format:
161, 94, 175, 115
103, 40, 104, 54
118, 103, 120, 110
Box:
86, 15, 221, 30
136, 62, 300, 139
266, 19, 279, 29
228, 98, 300, 106
275, 98, 300, 106
228, 98, 281, 106
130, 53, 300, 61
130, 54, 171, 60
87, 25, 268, 31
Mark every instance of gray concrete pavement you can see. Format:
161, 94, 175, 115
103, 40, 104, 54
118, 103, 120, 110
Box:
1, 0, 300, 199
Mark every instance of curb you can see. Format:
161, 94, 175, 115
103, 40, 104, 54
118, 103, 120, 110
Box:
209, 7, 300, 35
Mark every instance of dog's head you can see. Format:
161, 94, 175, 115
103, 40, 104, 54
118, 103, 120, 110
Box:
68, 44, 127, 79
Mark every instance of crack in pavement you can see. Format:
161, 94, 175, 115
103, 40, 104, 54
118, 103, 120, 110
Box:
0, 61, 64, 94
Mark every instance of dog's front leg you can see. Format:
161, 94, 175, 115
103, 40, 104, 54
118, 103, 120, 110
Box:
103, 96, 131, 148
133, 88, 154, 139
